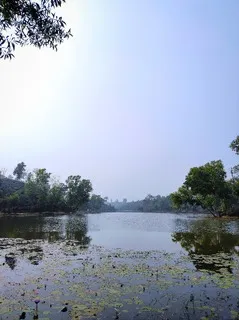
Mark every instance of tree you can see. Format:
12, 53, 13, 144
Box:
13, 162, 26, 180
171, 160, 233, 217
6, 192, 20, 213
24, 168, 51, 211
230, 136, 239, 178
65, 175, 92, 212
0, 0, 72, 59
111, 194, 173, 213
172, 219, 239, 272
0, 164, 95, 214
47, 181, 66, 211
0, 168, 7, 178
229, 136, 239, 215
34, 168, 51, 185
87, 194, 106, 212
230, 136, 239, 155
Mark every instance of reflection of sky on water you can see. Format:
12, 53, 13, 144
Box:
89, 229, 184, 252
1, 212, 239, 255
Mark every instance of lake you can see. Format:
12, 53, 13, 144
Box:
0, 212, 239, 319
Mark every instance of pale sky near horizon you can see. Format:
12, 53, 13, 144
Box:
1, 0, 238, 201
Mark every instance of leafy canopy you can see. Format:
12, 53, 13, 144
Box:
13, 162, 26, 180
65, 175, 93, 212
0, 0, 72, 59
230, 136, 239, 155
24, 168, 51, 211
171, 160, 234, 217
0, 162, 97, 213
230, 135, 239, 177
171, 136, 239, 217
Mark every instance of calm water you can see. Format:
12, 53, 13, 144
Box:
1, 212, 239, 319
1, 212, 239, 254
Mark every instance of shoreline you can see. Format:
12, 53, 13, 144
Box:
0, 211, 70, 217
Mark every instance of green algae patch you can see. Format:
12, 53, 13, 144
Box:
0, 239, 239, 319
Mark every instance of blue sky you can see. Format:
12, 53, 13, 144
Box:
1, 0, 238, 200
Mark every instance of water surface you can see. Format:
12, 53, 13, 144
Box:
1, 212, 239, 253
0, 212, 239, 319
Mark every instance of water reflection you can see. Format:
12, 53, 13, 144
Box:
0, 215, 91, 270
0, 215, 91, 246
172, 219, 239, 272
1, 213, 239, 273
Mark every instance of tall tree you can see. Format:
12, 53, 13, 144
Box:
65, 175, 92, 212
0, 0, 72, 59
171, 160, 233, 217
230, 136, 239, 155
24, 168, 51, 211
13, 162, 26, 180
47, 181, 66, 211
230, 136, 239, 178
229, 136, 239, 212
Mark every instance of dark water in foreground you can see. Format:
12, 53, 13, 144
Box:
0, 212, 239, 319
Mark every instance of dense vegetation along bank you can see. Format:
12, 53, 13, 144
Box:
1, 135, 238, 217
111, 195, 200, 213
111, 136, 239, 217
0, 163, 114, 214
171, 136, 239, 217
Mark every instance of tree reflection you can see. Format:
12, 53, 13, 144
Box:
0, 216, 46, 240
65, 216, 91, 245
0, 215, 91, 246
172, 219, 239, 272
0, 215, 91, 270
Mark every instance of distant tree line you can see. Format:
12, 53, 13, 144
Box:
111, 195, 200, 213
0, 163, 113, 214
82, 195, 115, 213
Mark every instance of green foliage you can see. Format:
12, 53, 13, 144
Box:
0, 177, 24, 197
0, 163, 94, 213
184, 160, 227, 197
47, 182, 66, 212
141, 194, 172, 212
0, 0, 72, 59
230, 136, 239, 155
171, 137, 239, 219
112, 194, 176, 213
171, 186, 194, 208
65, 176, 92, 212
85, 194, 115, 213
24, 168, 51, 212
0, 168, 7, 177
230, 136, 239, 178
171, 160, 234, 217
232, 165, 239, 177
13, 162, 26, 180
87, 194, 105, 212
232, 178, 239, 197
0, 192, 20, 213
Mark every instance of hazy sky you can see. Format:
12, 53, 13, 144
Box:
1, 0, 238, 201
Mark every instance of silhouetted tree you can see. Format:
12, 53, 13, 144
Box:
0, 0, 72, 59
13, 162, 26, 180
